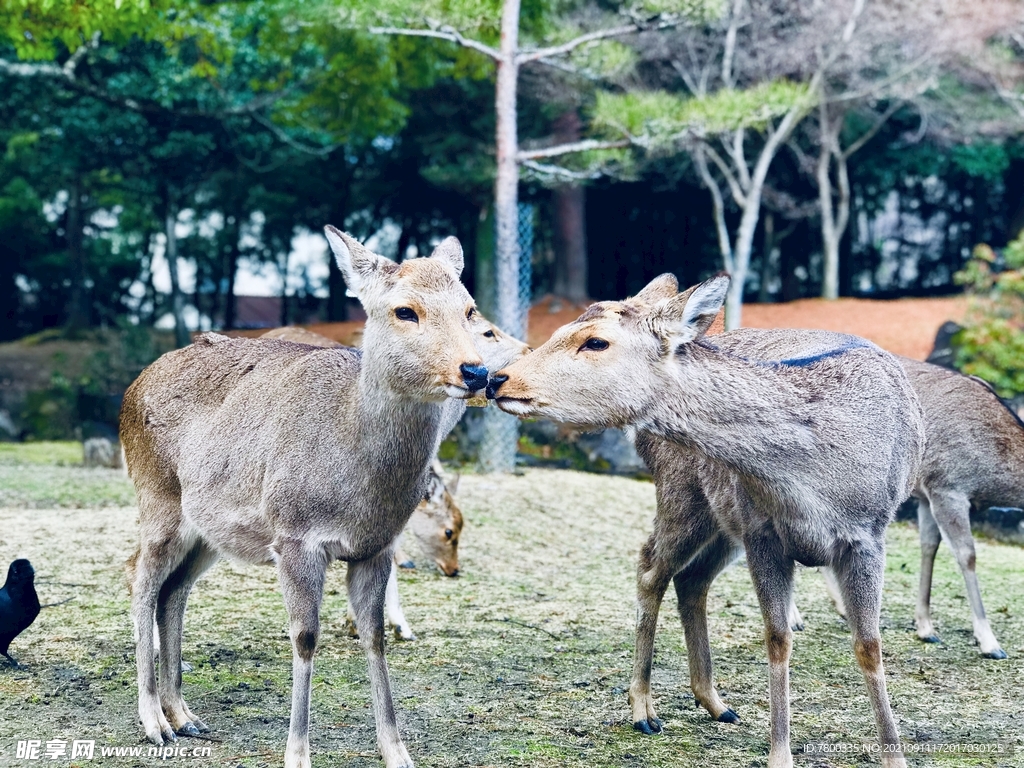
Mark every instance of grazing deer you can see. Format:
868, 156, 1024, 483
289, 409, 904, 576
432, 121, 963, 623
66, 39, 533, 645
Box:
121, 227, 488, 768
488, 274, 924, 768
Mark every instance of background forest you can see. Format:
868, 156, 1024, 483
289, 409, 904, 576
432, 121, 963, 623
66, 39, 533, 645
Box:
1, 0, 1023, 438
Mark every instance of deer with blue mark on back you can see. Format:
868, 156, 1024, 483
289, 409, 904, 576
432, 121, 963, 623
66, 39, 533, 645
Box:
488, 274, 923, 768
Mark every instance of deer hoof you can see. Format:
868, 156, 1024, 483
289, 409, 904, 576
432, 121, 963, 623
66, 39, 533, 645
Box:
180, 660, 194, 673
633, 718, 662, 735
398, 560, 416, 569
716, 708, 740, 724
192, 718, 209, 733
177, 722, 201, 737
982, 648, 1008, 660
919, 634, 941, 644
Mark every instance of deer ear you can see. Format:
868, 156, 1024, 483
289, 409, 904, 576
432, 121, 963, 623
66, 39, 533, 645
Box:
650, 274, 729, 346
447, 473, 460, 496
324, 225, 397, 298
429, 236, 464, 277
630, 273, 679, 306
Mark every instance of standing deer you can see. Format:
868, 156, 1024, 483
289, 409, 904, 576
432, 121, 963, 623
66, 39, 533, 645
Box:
121, 227, 488, 768
821, 358, 1016, 658
262, 313, 526, 641
488, 274, 923, 768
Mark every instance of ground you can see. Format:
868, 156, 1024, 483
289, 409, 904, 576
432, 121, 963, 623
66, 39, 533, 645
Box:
1, 444, 1022, 768
225, 294, 969, 362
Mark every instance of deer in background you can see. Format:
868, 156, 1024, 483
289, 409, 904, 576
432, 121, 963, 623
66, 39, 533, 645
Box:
488, 274, 924, 768
819, 359, 1016, 659
262, 309, 526, 641
121, 227, 487, 768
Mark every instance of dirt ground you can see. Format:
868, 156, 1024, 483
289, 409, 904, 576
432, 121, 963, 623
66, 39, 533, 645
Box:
1, 463, 1022, 768
245, 294, 968, 362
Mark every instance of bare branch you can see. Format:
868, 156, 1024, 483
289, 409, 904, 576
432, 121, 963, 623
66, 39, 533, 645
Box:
721, 0, 744, 88
703, 143, 747, 208
368, 25, 501, 61
694, 145, 735, 273
250, 114, 338, 157
520, 159, 602, 180
841, 99, 904, 159
516, 24, 639, 64
517, 138, 632, 161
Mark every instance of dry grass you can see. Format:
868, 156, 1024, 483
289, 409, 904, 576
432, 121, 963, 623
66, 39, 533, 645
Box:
1, 467, 1022, 767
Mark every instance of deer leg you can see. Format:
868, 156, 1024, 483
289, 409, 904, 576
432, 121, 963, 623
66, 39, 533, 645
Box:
833, 542, 906, 768
744, 533, 795, 768
276, 540, 327, 768
787, 594, 804, 632
131, 500, 193, 747
385, 561, 415, 641
914, 495, 942, 644
673, 533, 741, 723
819, 566, 848, 620
156, 542, 219, 735
629, 516, 719, 735
928, 489, 1005, 658
348, 550, 414, 768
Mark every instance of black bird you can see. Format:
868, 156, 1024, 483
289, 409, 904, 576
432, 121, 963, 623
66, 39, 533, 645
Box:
0, 559, 41, 667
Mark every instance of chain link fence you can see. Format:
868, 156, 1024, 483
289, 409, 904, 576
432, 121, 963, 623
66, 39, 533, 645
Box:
479, 203, 533, 473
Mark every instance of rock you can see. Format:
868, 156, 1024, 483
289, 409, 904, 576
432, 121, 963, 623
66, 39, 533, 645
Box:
83, 437, 122, 469
925, 321, 963, 370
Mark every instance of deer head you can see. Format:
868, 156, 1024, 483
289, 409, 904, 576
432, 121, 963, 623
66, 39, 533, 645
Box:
486, 274, 729, 428
325, 226, 487, 399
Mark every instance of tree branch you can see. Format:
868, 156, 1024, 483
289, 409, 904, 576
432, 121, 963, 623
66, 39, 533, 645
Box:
694, 145, 735, 273
520, 159, 602, 180
703, 143, 746, 207
721, 0, 744, 88
841, 99, 904, 159
516, 24, 640, 64
517, 138, 632, 161
368, 25, 501, 61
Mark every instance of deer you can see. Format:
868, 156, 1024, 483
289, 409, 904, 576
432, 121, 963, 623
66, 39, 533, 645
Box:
818, 358, 1017, 659
261, 313, 526, 641
487, 274, 924, 768
120, 226, 489, 768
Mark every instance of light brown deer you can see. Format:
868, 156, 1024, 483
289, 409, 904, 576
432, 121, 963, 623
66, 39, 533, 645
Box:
121, 227, 488, 768
488, 274, 924, 768
820, 358, 1016, 658
262, 314, 525, 641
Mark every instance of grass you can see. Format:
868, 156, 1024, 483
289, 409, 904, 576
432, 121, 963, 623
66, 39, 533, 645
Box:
0, 441, 136, 508
0, 452, 1022, 767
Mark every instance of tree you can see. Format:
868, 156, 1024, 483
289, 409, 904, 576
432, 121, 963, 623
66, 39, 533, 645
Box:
353, 0, 692, 337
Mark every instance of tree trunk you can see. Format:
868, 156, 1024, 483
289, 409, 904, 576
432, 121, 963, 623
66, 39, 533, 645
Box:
475, 204, 497, 319
758, 212, 775, 303
65, 179, 89, 330
493, 0, 522, 340
222, 212, 241, 330
165, 204, 190, 349
551, 110, 588, 303
818, 104, 842, 300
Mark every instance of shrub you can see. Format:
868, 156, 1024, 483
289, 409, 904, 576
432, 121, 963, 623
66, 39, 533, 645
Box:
953, 231, 1024, 398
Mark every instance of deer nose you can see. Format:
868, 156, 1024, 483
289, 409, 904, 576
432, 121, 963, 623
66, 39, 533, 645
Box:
486, 374, 508, 399
460, 363, 489, 391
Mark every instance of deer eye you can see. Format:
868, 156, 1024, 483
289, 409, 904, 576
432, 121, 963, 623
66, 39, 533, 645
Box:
579, 338, 609, 352
444, 528, 453, 540
395, 307, 418, 322
483, 330, 495, 338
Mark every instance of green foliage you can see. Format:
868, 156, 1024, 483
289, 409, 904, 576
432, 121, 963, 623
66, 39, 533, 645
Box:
593, 81, 813, 146
954, 233, 1024, 397
0, 0, 166, 59
950, 143, 1011, 182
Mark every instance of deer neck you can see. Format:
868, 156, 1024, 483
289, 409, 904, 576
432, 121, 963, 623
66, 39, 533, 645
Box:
640, 341, 821, 482
352, 344, 446, 475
